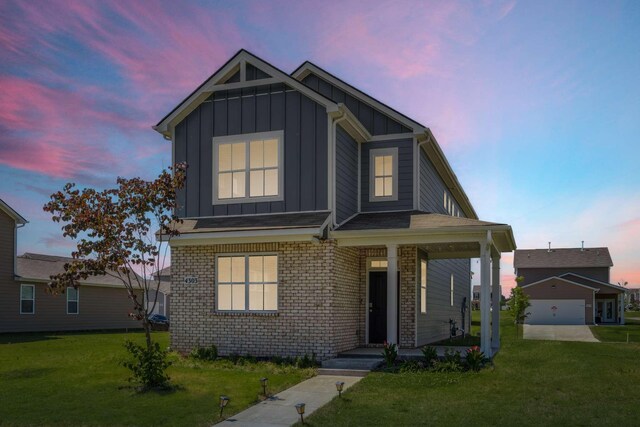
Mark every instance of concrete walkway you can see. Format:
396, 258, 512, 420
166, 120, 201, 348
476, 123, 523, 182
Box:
216, 375, 362, 427
523, 325, 599, 342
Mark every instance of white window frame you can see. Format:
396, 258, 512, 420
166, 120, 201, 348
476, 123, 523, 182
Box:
66, 286, 79, 315
20, 284, 35, 315
369, 147, 398, 202
420, 259, 427, 314
450, 274, 455, 306
212, 130, 284, 205
215, 253, 279, 313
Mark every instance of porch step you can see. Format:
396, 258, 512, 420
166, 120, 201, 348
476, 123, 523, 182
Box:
321, 357, 382, 373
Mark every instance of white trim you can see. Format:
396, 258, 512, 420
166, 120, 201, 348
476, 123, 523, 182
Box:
369, 147, 399, 202
214, 253, 279, 313
212, 130, 284, 205
369, 133, 416, 142
66, 286, 79, 315
521, 276, 600, 291
180, 209, 331, 221
357, 138, 362, 213
420, 258, 427, 314
413, 136, 419, 210
20, 284, 35, 315
336, 104, 372, 143
0, 199, 27, 224
210, 78, 280, 92
327, 114, 334, 225
155, 50, 339, 137
169, 227, 322, 246
450, 273, 454, 306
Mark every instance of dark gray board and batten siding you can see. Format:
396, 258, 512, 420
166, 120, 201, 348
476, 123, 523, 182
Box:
301, 74, 411, 136
360, 139, 414, 212
419, 148, 464, 217
335, 125, 358, 224
174, 83, 328, 218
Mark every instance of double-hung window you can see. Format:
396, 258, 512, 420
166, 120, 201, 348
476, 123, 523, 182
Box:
216, 254, 278, 312
67, 287, 79, 314
369, 147, 398, 201
213, 131, 284, 204
20, 284, 35, 314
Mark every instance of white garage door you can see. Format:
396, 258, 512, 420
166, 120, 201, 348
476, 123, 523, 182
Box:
525, 299, 586, 325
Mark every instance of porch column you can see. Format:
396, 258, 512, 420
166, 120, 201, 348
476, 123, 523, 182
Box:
491, 253, 501, 350
619, 294, 625, 325
386, 244, 398, 345
480, 232, 492, 358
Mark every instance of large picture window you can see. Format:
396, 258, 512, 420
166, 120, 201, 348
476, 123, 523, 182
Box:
213, 131, 284, 204
369, 147, 398, 202
216, 254, 278, 312
20, 284, 35, 314
67, 287, 79, 314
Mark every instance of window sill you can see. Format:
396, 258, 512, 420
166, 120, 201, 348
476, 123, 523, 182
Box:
212, 311, 279, 317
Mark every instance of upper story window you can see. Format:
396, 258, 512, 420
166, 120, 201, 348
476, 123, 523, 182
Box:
213, 131, 284, 204
216, 254, 278, 312
20, 284, 35, 314
369, 147, 398, 202
67, 287, 79, 314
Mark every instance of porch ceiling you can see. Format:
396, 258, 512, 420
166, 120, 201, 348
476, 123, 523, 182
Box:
419, 241, 481, 259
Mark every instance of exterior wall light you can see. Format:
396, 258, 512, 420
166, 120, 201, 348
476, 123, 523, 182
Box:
295, 403, 306, 424
219, 395, 230, 418
335, 381, 345, 397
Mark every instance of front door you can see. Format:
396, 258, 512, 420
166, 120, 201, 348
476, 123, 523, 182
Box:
604, 299, 615, 322
368, 271, 400, 344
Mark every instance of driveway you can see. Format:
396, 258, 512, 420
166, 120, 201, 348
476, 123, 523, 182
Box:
523, 325, 599, 342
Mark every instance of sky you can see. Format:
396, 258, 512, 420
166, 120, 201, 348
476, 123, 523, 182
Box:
1, 0, 639, 295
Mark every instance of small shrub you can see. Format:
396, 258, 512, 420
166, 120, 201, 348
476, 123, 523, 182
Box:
122, 340, 171, 390
465, 346, 488, 372
190, 344, 218, 361
443, 348, 462, 365
382, 341, 398, 368
421, 346, 438, 364
399, 360, 425, 373
295, 353, 318, 369
431, 360, 463, 373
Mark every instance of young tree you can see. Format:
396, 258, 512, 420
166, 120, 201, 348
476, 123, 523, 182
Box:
508, 277, 530, 339
43, 163, 186, 387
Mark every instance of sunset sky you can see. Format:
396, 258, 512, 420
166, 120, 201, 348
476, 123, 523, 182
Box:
1, 0, 638, 294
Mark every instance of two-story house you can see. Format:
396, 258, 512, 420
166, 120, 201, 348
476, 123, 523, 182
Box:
514, 245, 626, 325
0, 198, 143, 333
154, 50, 516, 360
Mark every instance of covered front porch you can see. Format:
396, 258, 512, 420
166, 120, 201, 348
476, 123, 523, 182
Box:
332, 211, 516, 358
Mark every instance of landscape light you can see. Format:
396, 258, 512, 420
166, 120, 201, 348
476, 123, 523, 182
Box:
219, 395, 230, 418
335, 381, 345, 398
295, 403, 306, 424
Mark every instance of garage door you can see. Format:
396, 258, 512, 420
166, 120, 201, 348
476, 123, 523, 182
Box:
525, 299, 586, 325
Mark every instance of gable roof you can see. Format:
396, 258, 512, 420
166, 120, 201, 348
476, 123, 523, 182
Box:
514, 247, 613, 269
154, 49, 338, 138
559, 273, 626, 293
16, 252, 145, 288
0, 198, 27, 225
521, 276, 600, 291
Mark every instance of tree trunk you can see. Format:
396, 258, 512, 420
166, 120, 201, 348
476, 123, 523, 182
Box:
143, 317, 152, 351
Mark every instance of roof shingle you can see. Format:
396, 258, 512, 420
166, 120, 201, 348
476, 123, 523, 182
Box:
514, 247, 613, 269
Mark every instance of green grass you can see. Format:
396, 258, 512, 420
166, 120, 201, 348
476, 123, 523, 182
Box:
626, 310, 640, 319
305, 312, 640, 426
590, 315, 640, 343
0, 331, 313, 426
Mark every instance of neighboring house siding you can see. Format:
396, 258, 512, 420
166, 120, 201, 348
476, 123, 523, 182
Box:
360, 139, 413, 212
301, 74, 411, 136
335, 125, 358, 224
0, 282, 141, 333
416, 250, 471, 346
0, 210, 16, 331
517, 267, 610, 286
419, 148, 463, 216
174, 83, 328, 218
523, 278, 594, 324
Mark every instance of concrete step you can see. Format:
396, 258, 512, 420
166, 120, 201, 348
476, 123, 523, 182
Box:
317, 368, 370, 377
321, 357, 382, 371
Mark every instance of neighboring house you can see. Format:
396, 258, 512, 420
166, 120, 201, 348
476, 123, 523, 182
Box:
472, 285, 481, 310
0, 198, 143, 333
154, 50, 516, 359
625, 287, 640, 307
148, 266, 171, 318
514, 246, 626, 325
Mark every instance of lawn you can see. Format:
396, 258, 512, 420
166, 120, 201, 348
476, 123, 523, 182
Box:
0, 331, 314, 426
306, 311, 640, 426
590, 312, 640, 343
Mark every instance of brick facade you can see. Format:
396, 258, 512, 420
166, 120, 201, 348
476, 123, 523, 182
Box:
171, 241, 420, 360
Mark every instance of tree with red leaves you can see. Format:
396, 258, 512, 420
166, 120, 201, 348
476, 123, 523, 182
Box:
43, 163, 187, 353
